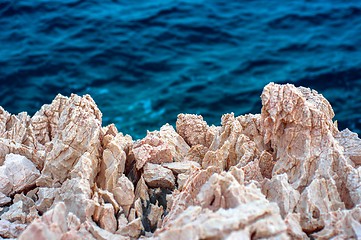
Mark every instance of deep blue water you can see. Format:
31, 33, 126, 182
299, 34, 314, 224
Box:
1, 0, 361, 139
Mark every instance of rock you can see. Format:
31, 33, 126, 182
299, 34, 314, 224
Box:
163, 166, 221, 224
0, 219, 27, 238
0, 194, 38, 225
13, 193, 39, 223
0, 110, 30, 147
0, 138, 45, 171
155, 168, 288, 239
94, 203, 117, 233
35, 94, 102, 187
0, 164, 12, 196
240, 158, 264, 184
117, 213, 128, 231
156, 202, 287, 239
258, 150, 275, 179
35, 187, 58, 213
25, 188, 38, 202
185, 144, 208, 164
86, 220, 126, 240
162, 161, 200, 175
143, 163, 175, 189
147, 202, 163, 229
0, 201, 26, 223
135, 176, 149, 202
202, 114, 260, 170
284, 213, 308, 239
96, 188, 120, 214
311, 206, 361, 239
70, 152, 99, 184
0, 84, 360, 239
128, 208, 136, 223
236, 114, 264, 144
0, 154, 40, 196
261, 83, 336, 189
260, 83, 361, 234
176, 114, 209, 147
262, 173, 300, 218
296, 178, 345, 232
112, 174, 135, 212
0, 192, 11, 207
336, 128, 361, 165
158, 124, 190, 162
19, 202, 68, 239
132, 124, 190, 171
55, 177, 95, 222
117, 217, 143, 239
19, 202, 97, 240
97, 131, 132, 193
134, 198, 143, 220
132, 133, 172, 170
7, 153, 40, 194
0, 106, 46, 169
67, 212, 81, 231
177, 173, 191, 190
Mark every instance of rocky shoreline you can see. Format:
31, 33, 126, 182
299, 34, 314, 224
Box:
0, 83, 360, 239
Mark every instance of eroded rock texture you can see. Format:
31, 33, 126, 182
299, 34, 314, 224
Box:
0, 83, 360, 239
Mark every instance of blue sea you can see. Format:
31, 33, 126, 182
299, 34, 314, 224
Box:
1, 0, 361, 139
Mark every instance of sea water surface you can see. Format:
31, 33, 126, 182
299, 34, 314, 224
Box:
0, 0, 361, 138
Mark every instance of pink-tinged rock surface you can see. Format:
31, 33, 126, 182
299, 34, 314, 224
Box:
0, 83, 360, 239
